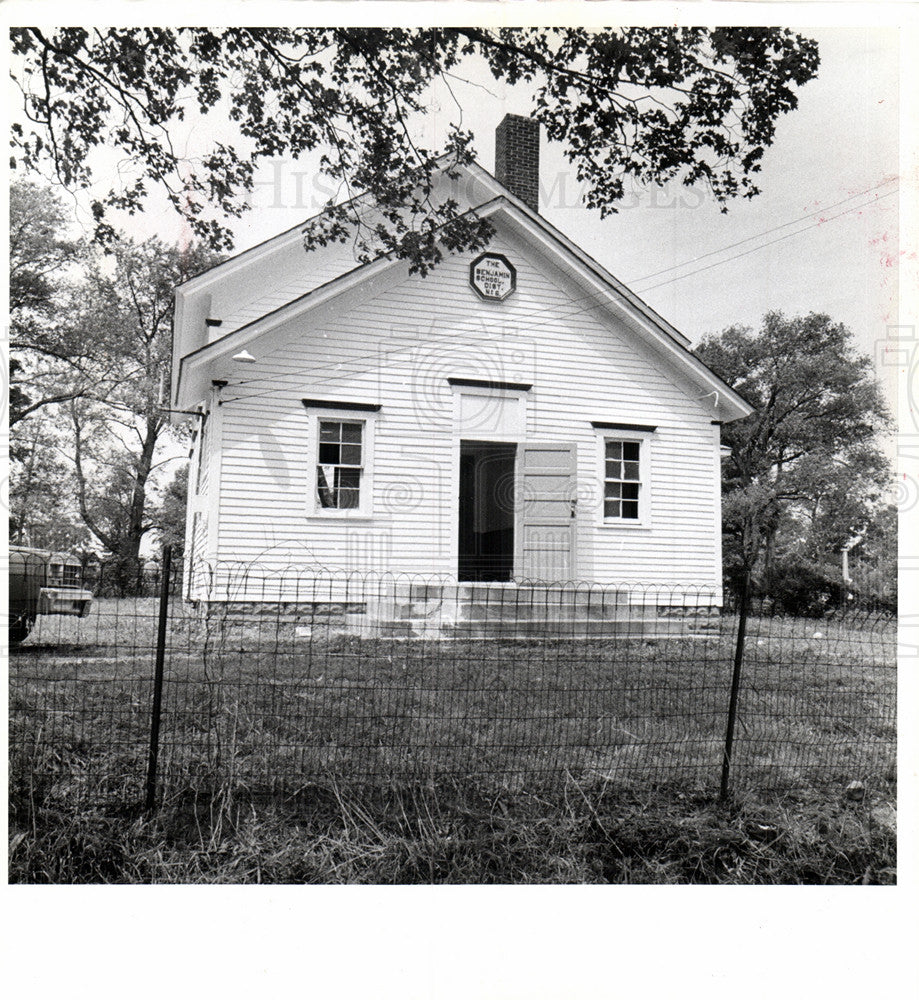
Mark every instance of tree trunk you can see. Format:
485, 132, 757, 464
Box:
763, 529, 776, 599
71, 403, 166, 596
116, 419, 161, 594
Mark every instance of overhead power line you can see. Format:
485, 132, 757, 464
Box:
635, 187, 898, 293
627, 177, 898, 286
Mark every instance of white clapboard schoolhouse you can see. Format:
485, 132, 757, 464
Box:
171, 115, 752, 616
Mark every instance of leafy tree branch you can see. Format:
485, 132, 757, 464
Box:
11, 27, 819, 271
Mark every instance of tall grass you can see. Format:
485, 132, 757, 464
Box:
10, 623, 896, 801
9, 766, 896, 884
9, 601, 896, 883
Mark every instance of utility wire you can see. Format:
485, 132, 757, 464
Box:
628, 178, 898, 285
636, 187, 898, 293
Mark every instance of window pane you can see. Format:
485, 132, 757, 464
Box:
623, 441, 641, 461
623, 461, 640, 481
316, 420, 365, 510
336, 467, 360, 490
605, 441, 622, 460
622, 482, 640, 500
317, 466, 335, 507
605, 460, 621, 480
604, 499, 620, 518
604, 481, 621, 499
622, 500, 639, 519
318, 442, 340, 464
337, 488, 360, 509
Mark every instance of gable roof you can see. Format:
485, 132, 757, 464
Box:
174, 188, 366, 293
463, 161, 693, 350
173, 162, 753, 421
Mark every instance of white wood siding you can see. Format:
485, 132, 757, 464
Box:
209, 225, 723, 590
204, 233, 363, 340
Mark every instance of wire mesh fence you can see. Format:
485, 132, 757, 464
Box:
8, 550, 896, 810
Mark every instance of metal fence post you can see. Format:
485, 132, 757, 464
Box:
720, 569, 751, 801
145, 544, 173, 811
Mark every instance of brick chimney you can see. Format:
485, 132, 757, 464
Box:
494, 114, 540, 214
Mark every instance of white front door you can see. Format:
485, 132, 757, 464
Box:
516, 442, 577, 582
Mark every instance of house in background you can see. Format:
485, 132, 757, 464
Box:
171, 115, 752, 615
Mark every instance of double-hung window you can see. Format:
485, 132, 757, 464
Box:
304, 401, 378, 517
604, 440, 641, 519
594, 426, 653, 526
317, 420, 363, 510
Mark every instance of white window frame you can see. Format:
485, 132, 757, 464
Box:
595, 429, 653, 528
305, 407, 377, 519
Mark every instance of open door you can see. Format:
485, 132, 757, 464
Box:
458, 442, 517, 582
516, 442, 577, 582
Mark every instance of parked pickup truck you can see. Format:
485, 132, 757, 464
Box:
8, 546, 93, 645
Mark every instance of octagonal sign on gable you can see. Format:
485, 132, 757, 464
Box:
470, 253, 517, 302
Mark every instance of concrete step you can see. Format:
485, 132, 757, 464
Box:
362, 617, 718, 640
456, 584, 630, 607
373, 582, 630, 602
376, 595, 651, 624
446, 618, 717, 638
455, 602, 652, 623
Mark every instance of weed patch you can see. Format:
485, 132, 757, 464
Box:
9, 778, 896, 885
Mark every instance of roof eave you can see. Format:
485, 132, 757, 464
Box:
175, 185, 754, 423
483, 200, 754, 422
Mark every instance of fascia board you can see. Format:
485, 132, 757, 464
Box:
176, 252, 403, 409
487, 202, 754, 421
463, 161, 692, 349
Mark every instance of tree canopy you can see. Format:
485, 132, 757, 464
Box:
11, 27, 820, 271
9, 181, 86, 425
8, 191, 217, 581
64, 237, 220, 576
695, 312, 892, 602
8, 414, 93, 552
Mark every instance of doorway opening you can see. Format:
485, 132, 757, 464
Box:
458, 441, 516, 582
